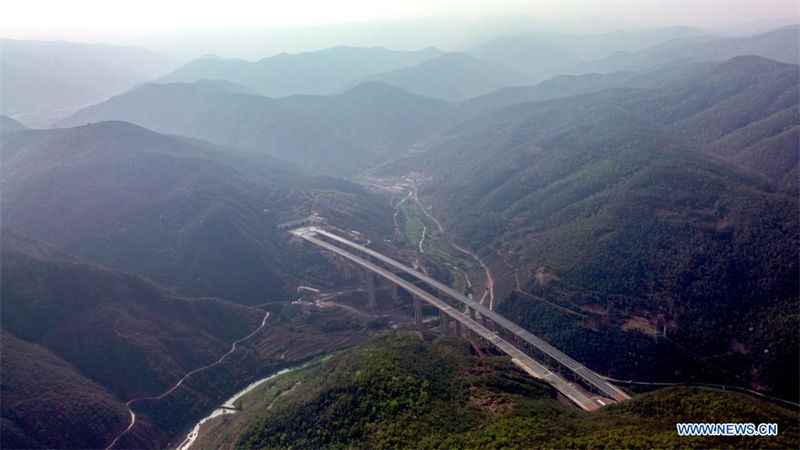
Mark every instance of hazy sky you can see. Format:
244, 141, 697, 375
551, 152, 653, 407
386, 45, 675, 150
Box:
3, 0, 798, 41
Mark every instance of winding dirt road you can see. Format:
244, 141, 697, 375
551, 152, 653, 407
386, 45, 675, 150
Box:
410, 184, 496, 309
392, 190, 413, 241
104, 311, 271, 450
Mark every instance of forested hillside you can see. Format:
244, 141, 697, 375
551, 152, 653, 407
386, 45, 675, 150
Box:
1, 230, 265, 398
281, 81, 464, 152
2, 13, 798, 450
1, 122, 292, 303
460, 60, 713, 116
1, 332, 130, 449
220, 332, 799, 449
622, 56, 799, 189
57, 82, 369, 175
0, 230, 276, 447
386, 57, 799, 398
344, 52, 527, 102
464, 56, 798, 188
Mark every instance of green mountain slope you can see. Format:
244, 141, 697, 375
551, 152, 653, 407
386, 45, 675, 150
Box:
1, 121, 396, 304
342, 52, 527, 102
56, 81, 368, 175
622, 56, 799, 189
281, 82, 464, 152
0, 332, 131, 449
461, 60, 714, 116
466, 56, 799, 188
387, 69, 799, 398
0, 229, 280, 447
1, 122, 290, 303
217, 332, 799, 449
0, 230, 265, 399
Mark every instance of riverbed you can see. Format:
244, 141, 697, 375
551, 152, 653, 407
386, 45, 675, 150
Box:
176, 365, 304, 450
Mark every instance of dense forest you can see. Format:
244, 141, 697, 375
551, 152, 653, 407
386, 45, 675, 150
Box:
392, 56, 799, 399
1, 15, 798, 449
229, 332, 799, 449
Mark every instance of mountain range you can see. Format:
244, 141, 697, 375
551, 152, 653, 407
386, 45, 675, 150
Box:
281, 81, 464, 151
2, 122, 290, 303
57, 81, 368, 175
0, 119, 395, 448
58, 80, 466, 174
0, 229, 268, 448
463, 36, 579, 83
460, 61, 714, 116
567, 25, 800, 75
158, 46, 442, 97
206, 332, 800, 448
1, 22, 799, 450
383, 55, 799, 398
0, 39, 181, 125
341, 52, 527, 102
621, 55, 799, 189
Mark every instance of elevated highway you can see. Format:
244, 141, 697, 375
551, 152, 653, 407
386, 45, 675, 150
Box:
308, 227, 630, 402
292, 228, 616, 411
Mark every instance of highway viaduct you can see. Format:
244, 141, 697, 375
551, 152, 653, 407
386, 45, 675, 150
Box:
291, 226, 631, 411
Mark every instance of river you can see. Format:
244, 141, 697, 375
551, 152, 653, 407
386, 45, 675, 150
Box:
176, 364, 306, 450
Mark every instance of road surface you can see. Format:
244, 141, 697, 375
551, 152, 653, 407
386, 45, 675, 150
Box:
105, 311, 271, 449
410, 184, 495, 308
306, 227, 629, 403
294, 230, 601, 411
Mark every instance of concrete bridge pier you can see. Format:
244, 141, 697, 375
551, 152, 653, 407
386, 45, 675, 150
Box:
391, 282, 399, 301
342, 260, 353, 279
366, 271, 376, 308
413, 296, 423, 329
454, 320, 463, 337
466, 307, 477, 339
481, 315, 494, 332
439, 309, 449, 335
294, 228, 630, 411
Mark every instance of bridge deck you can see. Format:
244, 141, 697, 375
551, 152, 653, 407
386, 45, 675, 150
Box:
296, 231, 600, 411
308, 227, 630, 402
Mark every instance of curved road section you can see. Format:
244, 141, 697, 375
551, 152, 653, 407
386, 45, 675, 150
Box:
105, 312, 271, 449
302, 227, 630, 403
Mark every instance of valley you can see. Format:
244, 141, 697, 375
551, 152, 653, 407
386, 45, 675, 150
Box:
1, 9, 798, 449
180, 332, 800, 449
